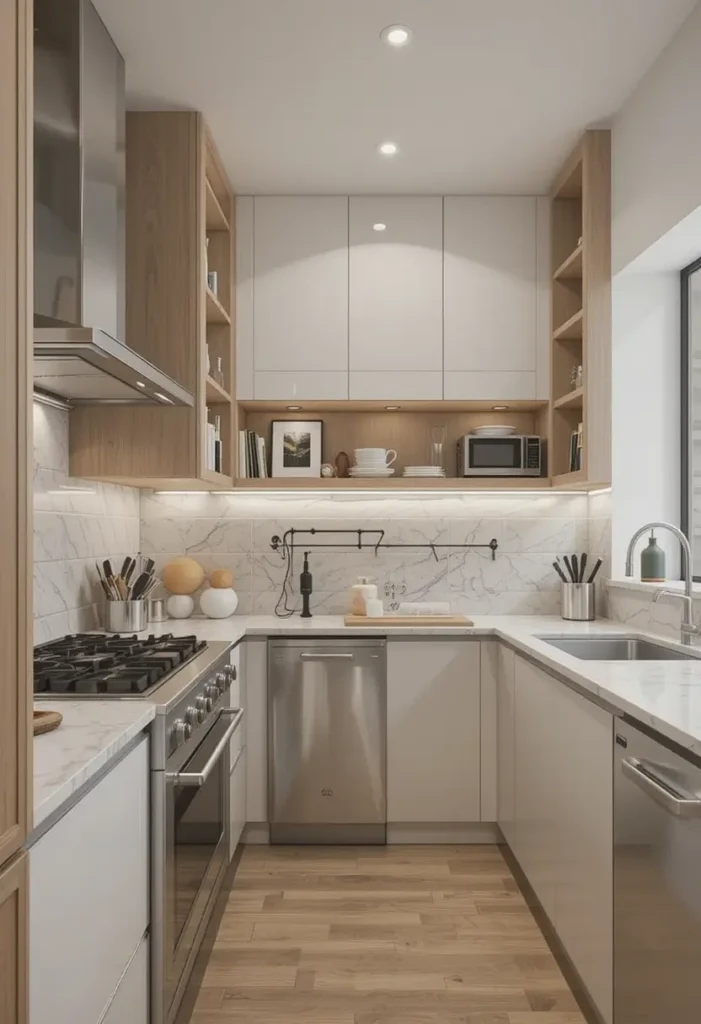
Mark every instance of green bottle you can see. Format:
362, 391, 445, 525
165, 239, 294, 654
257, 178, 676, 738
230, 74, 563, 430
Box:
640, 531, 666, 582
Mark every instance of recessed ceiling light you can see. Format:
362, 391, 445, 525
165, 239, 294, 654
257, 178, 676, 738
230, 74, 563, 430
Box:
492, 405, 509, 411
378, 141, 398, 157
373, 223, 387, 232
154, 392, 173, 404
287, 405, 302, 411
135, 381, 146, 388
381, 24, 413, 48
385, 405, 401, 411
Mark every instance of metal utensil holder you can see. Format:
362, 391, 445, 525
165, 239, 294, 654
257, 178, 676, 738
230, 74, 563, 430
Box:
105, 600, 147, 633
561, 583, 596, 621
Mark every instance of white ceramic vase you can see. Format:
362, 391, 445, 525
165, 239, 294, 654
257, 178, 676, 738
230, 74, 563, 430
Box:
166, 594, 195, 619
200, 587, 238, 619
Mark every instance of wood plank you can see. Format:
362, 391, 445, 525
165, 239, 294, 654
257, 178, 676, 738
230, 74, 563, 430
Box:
186, 846, 585, 1024
0, 0, 31, 869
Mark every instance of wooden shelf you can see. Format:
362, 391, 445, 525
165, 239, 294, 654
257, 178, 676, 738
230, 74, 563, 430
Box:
233, 477, 552, 491
205, 177, 229, 231
553, 309, 583, 341
551, 469, 586, 488
206, 287, 231, 325
205, 375, 232, 404
200, 468, 234, 489
553, 243, 583, 281
553, 387, 584, 410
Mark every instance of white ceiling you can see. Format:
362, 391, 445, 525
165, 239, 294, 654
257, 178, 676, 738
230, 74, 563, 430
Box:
95, 0, 697, 195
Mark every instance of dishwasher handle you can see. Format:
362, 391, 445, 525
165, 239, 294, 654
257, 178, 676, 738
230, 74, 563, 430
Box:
621, 756, 701, 818
300, 652, 354, 661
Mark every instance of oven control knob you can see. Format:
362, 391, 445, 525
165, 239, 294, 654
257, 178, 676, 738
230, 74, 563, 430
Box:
185, 705, 199, 727
172, 718, 191, 747
195, 696, 208, 721
215, 671, 228, 693
225, 664, 237, 682
205, 682, 219, 702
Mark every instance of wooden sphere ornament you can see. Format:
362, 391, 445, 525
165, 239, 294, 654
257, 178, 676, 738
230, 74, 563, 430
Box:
209, 568, 234, 589
162, 557, 205, 595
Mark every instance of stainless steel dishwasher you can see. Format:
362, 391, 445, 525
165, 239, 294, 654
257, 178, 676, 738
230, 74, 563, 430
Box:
614, 719, 701, 1023
268, 638, 386, 844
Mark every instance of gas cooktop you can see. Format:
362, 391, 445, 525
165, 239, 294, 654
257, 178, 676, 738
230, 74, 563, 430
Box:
34, 633, 208, 697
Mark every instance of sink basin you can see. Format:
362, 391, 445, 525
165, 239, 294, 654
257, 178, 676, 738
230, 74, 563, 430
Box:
537, 635, 701, 661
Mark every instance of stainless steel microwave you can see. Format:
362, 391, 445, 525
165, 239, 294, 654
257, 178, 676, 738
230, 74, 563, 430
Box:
457, 435, 544, 477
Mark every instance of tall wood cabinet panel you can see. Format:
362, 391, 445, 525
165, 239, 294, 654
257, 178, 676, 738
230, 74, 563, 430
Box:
349, 197, 443, 394
0, 854, 28, 1024
70, 112, 236, 489
444, 197, 537, 399
253, 197, 349, 374
0, 0, 31, 872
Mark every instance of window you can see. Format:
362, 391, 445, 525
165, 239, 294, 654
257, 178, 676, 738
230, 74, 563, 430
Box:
681, 256, 701, 579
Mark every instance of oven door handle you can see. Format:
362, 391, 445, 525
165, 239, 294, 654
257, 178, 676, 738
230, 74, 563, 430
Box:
166, 708, 243, 787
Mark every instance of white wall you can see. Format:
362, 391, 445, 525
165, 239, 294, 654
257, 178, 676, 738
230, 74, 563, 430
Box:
612, 2, 701, 275
611, 270, 680, 577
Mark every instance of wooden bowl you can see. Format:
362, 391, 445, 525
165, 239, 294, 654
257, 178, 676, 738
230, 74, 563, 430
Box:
33, 710, 63, 736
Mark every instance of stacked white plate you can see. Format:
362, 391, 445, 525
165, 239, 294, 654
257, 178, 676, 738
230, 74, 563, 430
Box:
471, 425, 515, 437
349, 466, 395, 478
403, 466, 446, 478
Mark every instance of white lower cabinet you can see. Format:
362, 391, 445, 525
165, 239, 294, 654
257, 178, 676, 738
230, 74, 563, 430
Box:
30, 737, 149, 1024
511, 654, 613, 1024
496, 644, 516, 846
101, 936, 148, 1024
245, 639, 268, 824
387, 640, 481, 823
230, 745, 247, 856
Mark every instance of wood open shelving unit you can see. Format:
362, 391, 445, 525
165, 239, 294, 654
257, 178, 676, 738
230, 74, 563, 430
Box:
549, 130, 611, 489
235, 399, 552, 490
69, 112, 236, 489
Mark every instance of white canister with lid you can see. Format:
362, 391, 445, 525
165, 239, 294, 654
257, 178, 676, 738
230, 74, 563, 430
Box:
349, 576, 378, 616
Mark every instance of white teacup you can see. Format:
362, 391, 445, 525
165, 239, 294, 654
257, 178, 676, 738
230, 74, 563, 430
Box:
354, 448, 397, 467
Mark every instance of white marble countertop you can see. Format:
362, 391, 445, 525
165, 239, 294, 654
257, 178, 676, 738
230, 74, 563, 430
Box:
32, 701, 155, 829
32, 613, 701, 835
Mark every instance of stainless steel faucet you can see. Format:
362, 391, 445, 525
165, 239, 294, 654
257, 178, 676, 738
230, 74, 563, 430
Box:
625, 522, 700, 646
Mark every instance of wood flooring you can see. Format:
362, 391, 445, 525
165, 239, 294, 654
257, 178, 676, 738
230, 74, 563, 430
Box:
188, 845, 586, 1024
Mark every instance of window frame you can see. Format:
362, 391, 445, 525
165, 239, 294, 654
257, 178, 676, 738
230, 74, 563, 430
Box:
681, 255, 701, 581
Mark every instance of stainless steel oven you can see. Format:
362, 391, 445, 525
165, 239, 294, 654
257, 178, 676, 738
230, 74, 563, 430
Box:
458, 434, 543, 476
151, 646, 242, 1024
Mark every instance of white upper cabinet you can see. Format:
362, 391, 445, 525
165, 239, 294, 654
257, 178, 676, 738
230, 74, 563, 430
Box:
349, 198, 443, 397
253, 196, 349, 374
444, 197, 538, 399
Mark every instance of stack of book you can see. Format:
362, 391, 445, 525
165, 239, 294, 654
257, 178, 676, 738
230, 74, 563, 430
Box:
238, 429, 268, 478
569, 421, 583, 473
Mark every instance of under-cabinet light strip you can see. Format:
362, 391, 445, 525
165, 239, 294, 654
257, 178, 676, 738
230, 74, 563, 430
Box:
153, 489, 583, 497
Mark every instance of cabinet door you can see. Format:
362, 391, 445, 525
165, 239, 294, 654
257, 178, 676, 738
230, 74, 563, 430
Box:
30, 738, 149, 1024
552, 682, 613, 1024
0, 853, 27, 1024
253, 197, 349, 373
387, 641, 481, 823
349, 197, 443, 376
444, 197, 537, 386
497, 645, 516, 846
0, 0, 31, 866
245, 640, 268, 823
513, 655, 557, 921
101, 936, 148, 1024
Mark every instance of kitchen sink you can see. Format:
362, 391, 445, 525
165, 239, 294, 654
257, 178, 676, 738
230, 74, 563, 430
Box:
537, 635, 701, 661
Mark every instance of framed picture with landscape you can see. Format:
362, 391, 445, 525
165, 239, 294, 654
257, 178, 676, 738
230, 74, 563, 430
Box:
271, 420, 323, 478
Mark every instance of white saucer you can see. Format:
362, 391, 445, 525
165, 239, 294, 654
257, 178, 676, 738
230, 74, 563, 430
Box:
349, 467, 395, 477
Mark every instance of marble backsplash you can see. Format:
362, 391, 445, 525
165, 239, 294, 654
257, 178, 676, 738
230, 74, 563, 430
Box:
139, 490, 593, 617
33, 403, 140, 643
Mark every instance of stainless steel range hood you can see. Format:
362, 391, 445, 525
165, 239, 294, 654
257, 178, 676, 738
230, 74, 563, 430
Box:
33, 0, 194, 407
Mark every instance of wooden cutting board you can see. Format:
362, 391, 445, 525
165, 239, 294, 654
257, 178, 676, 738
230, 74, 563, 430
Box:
33, 710, 63, 736
344, 614, 474, 627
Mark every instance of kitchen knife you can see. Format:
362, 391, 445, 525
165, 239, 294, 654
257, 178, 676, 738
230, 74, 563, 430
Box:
119, 556, 131, 579
103, 559, 114, 581
572, 554, 579, 584
553, 560, 568, 584
562, 555, 576, 583
130, 571, 152, 600
579, 553, 587, 583
143, 557, 155, 575
587, 558, 603, 584
124, 558, 136, 585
